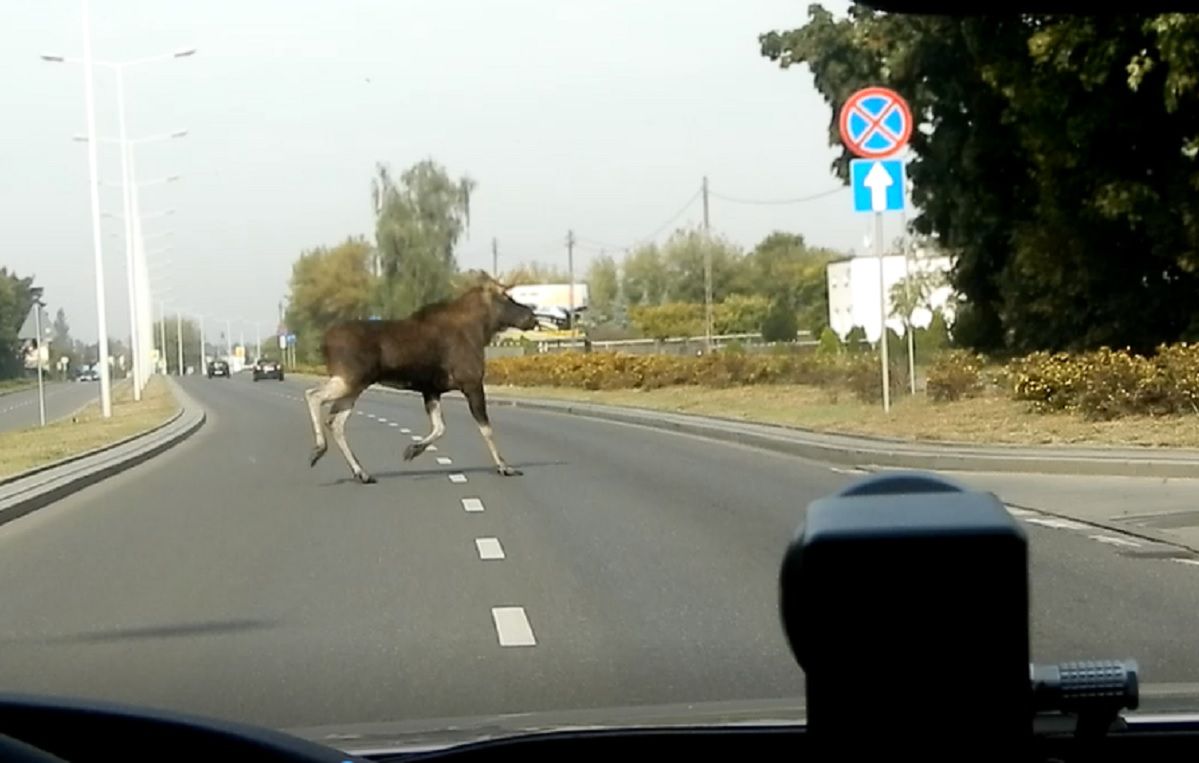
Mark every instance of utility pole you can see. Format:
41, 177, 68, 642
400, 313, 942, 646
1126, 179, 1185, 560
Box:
175, 312, 183, 375
492, 237, 498, 277
702, 175, 713, 351
901, 208, 915, 395
566, 230, 575, 332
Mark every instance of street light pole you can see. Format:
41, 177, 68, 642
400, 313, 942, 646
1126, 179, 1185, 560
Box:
114, 64, 141, 401
80, 0, 112, 418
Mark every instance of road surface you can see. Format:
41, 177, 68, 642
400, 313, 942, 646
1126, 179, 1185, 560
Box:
1, 372, 1198, 738
0, 381, 99, 434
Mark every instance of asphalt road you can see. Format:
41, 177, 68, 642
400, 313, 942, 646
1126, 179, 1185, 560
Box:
1, 372, 1199, 738
0, 381, 100, 434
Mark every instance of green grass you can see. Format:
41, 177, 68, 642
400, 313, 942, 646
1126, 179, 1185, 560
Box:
0, 378, 37, 396
485, 384, 1199, 449
0, 376, 180, 479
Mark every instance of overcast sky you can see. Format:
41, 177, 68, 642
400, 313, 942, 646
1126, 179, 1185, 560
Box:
4, 0, 865, 343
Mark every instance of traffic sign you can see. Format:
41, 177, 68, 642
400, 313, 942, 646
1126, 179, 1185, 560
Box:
851, 159, 905, 213
286, 333, 297, 348
839, 86, 912, 159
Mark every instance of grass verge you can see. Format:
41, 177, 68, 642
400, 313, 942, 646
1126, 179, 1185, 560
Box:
485, 384, 1199, 449
0, 378, 37, 396
0, 375, 179, 479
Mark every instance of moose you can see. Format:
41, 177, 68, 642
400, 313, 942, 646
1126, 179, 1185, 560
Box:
305, 272, 539, 484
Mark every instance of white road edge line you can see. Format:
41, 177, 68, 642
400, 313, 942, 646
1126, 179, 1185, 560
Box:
449, 473, 468, 484
475, 537, 505, 560
1025, 517, 1090, 531
491, 607, 536, 647
461, 497, 484, 512
1089, 534, 1142, 549
1175, 559, 1199, 567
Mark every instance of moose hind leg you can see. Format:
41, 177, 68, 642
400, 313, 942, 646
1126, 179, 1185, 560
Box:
463, 384, 521, 476
305, 376, 349, 467
403, 393, 445, 462
329, 396, 374, 484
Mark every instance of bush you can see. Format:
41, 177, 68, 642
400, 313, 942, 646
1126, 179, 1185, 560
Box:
817, 326, 841, 356
760, 299, 799, 342
926, 350, 985, 402
1006, 343, 1199, 419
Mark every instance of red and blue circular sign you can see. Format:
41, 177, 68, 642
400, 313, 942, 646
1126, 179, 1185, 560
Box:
838, 86, 912, 159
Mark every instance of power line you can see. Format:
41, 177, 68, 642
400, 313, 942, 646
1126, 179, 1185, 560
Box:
708, 186, 845, 206
576, 187, 703, 254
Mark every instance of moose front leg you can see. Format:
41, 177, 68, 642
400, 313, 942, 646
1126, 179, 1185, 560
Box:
404, 392, 445, 462
462, 383, 521, 476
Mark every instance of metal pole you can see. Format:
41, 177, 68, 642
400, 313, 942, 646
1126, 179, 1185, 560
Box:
81, 0, 112, 418
876, 212, 890, 412
702, 175, 712, 352
255, 321, 261, 359
130, 150, 153, 385
902, 208, 915, 395
566, 231, 575, 332
198, 315, 206, 376
34, 302, 46, 426
114, 67, 142, 401
176, 312, 183, 375
225, 319, 232, 360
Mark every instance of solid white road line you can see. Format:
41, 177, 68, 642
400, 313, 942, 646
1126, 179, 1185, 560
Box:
1089, 534, 1142, 548
491, 607, 536, 646
461, 497, 484, 512
436, 457, 453, 465
475, 537, 505, 560
1175, 559, 1199, 567
1025, 517, 1089, 531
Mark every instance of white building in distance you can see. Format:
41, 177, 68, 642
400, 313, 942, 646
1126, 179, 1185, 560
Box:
826, 252, 955, 342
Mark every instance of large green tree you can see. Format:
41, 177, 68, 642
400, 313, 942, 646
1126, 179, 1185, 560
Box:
585, 253, 620, 322
372, 160, 476, 318
284, 236, 376, 362
761, 9, 1199, 353
660, 228, 743, 304
736, 231, 837, 334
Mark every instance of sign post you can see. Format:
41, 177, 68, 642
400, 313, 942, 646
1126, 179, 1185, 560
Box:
839, 85, 912, 413
20, 299, 50, 426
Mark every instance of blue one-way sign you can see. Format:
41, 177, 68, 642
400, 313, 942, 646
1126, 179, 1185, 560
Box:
851, 159, 905, 213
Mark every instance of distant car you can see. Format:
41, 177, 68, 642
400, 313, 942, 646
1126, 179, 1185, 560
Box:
207, 360, 230, 379
251, 358, 284, 382
77, 369, 99, 382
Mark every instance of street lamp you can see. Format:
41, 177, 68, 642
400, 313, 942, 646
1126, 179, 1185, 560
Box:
44, 41, 195, 401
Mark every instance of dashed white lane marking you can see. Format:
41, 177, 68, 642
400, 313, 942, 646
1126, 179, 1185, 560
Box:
1025, 517, 1090, 531
411, 435, 423, 441
491, 607, 536, 647
449, 473, 468, 484
1089, 534, 1143, 549
475, 537, 505, 560
830, 466, 867, 475
356, 411, 365, 416
388, 422, 399, 427
436, 456, 453, 465
461, 497, 484, 512
376, 417, 388, 423
427, 445, 438, 451
366, 413, 377, 419
400, 427, 411, 433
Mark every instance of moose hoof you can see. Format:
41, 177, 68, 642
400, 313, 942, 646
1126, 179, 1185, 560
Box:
497, 465, 523, 477
355, 472, 377, 485
403, 443, 425, 462
309, 446, 327, 467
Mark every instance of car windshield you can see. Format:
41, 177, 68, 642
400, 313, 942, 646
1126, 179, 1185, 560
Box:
4, 1, 1199, 755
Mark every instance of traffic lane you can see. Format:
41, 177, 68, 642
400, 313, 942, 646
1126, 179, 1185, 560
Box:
0, 381, 98, 433
341, 386, 1199, 685
0, 375, 546, 731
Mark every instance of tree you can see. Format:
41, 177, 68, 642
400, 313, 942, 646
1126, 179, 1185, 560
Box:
622, 244, 668, 306
736, 231, 838, 334
586, 254, 620, 321
284, 236, 376, 363
889, 268, 948, 327
660, 228, 742, 304
373, 159, 475, 318
48, 308, 72, 370
761, 297, 800, 342
0, 268, 36, 379
760, 10, 1199, 353
629, 303, 703, 340
714, 294, 771, 334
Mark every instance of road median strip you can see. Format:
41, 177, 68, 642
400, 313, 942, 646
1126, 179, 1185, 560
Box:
0, 376, 205, 526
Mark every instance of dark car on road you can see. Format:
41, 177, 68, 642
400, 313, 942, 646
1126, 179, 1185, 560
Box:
207, 360, 230, 379
251, 357, 284, 382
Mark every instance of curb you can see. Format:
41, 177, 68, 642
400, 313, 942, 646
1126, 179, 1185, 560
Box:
294, 374, 1199, 479
0, 378, 206, 527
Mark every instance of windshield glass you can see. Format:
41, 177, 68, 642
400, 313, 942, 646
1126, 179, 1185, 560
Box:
4, 0, 1199, 754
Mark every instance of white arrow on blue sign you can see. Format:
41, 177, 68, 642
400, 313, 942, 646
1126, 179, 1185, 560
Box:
850, 159, 905, 213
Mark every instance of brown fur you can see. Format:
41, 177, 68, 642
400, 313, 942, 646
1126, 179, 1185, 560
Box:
304, 272, 537, 483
